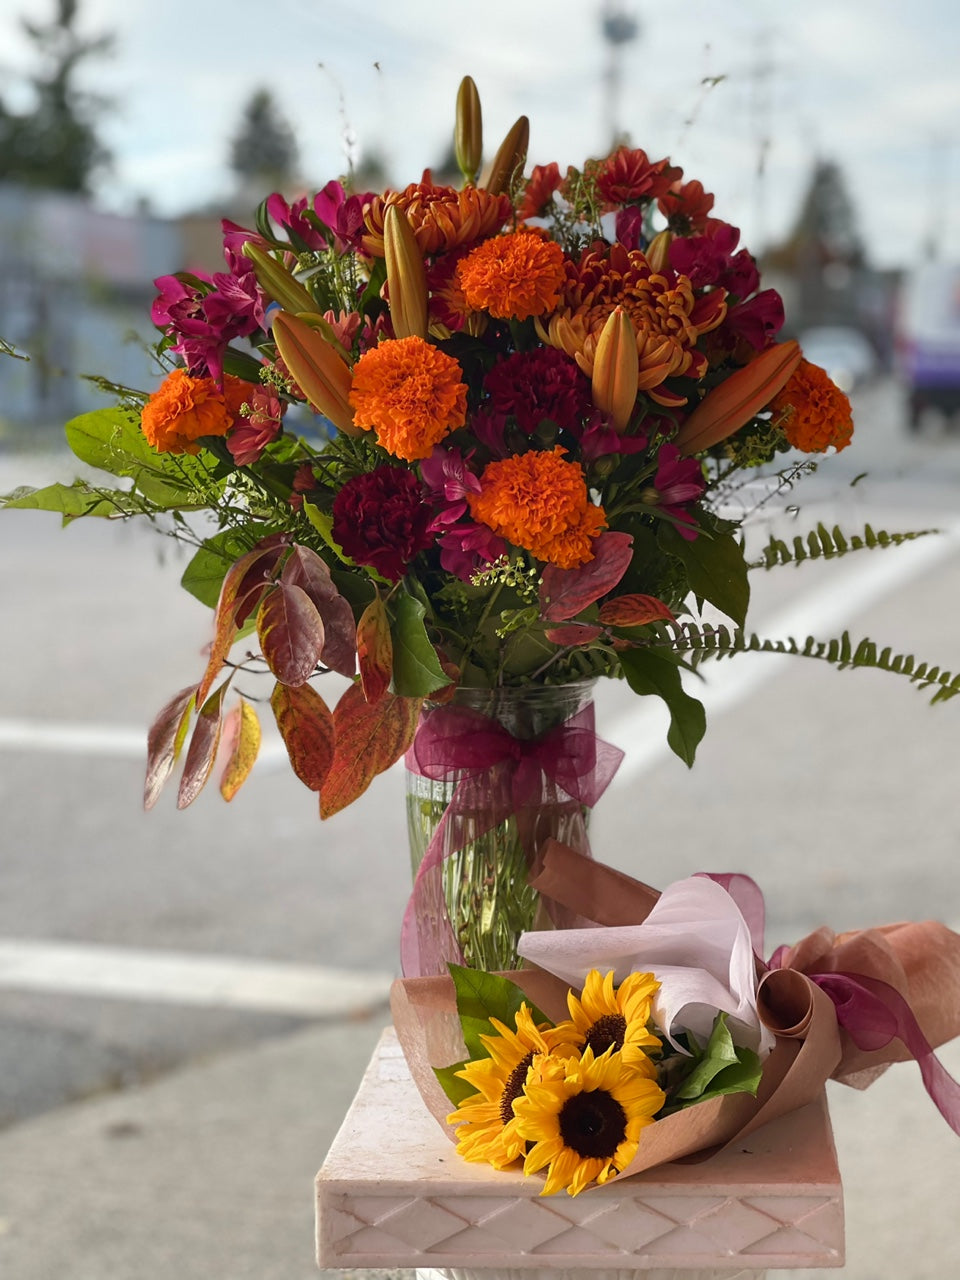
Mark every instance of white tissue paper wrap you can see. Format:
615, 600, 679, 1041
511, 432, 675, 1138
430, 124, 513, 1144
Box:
517, 874, 776, 1056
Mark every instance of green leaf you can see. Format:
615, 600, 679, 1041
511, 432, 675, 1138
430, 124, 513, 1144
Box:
302, 500, 351, 562
181, 531, 256, 608
391, 592, 452, 697
64, 407, 216, 509
619, 648, 706, 767
433, 1060, 475, 1108
448, 964, 547, 1062
669, 1014, 762, 1108
0, 480, 142, 520
659, 520, 750, 627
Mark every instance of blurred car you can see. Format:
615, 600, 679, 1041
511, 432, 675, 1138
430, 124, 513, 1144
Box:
797, 325, 879, 394
896, 263, 960, 431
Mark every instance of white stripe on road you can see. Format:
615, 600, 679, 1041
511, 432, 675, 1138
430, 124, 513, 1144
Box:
0, 717, 288, 764
609, 525, 960, 784
0, 939, 393, 1018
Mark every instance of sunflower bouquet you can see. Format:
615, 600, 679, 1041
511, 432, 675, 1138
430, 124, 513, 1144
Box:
392, 845, 960, 1197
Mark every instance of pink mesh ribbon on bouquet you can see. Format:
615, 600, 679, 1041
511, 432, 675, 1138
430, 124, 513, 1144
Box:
400, 702, 623, 976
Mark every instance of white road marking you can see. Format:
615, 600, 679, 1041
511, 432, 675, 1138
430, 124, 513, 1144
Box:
608, 526, 960, 784
0, 939, 393, 1017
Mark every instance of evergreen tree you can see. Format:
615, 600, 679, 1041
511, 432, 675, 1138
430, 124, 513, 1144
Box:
0, 0, 113, 194
229, 88, 299, 191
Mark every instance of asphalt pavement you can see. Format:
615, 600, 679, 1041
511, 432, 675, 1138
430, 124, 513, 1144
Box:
2, 376, 960, 1278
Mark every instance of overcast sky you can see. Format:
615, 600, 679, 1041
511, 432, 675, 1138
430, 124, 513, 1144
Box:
2, 0, 959, 269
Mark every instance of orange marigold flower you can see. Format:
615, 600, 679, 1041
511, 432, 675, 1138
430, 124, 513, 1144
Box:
363, 182, 512, 257
468, 447, 606, 569
140, 367, 232, 455
768, 359, 854, 453
348, 336, 468, 462
457, 229, 566, 321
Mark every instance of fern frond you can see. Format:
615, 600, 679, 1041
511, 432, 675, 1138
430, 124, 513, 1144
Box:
641, 622, 960, 704
749, 522, 939, 571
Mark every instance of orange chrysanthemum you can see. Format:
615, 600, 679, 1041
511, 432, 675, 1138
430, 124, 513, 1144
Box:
141, 367, 233, 455
468, 447, 606, 569
537, 243, 726, 407
363, 182, 512, 257
457, 229, 567, 322
768, 358, 854, 453
348, 336, 468, 461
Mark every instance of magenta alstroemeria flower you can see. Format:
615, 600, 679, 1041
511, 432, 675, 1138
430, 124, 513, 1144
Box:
421, 447, 482, 530
313, 180, 373, 253
614, 205, 645, 252
646, 443, 705, 540
724, 288, 785, 350
265, 193, 328, 252
669, 221, 759, 299
227, 386, 285, 467
437, 521, 508, 580
152, 251, 265, 383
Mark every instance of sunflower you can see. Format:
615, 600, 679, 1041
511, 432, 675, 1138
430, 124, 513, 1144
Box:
514, 1046, 665, 1196
553, 969, 662, 1068
447, 1003, 576, 1170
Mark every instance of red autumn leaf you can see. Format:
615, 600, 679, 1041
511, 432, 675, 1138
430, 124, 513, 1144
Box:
177, 682, 229, 810
597, 593, 677, 627
544, 622, 605, 646
320, 683, 422, 818
196, 541, 284, 706
539, 531, 634, 622
144, 684, 196, 810
257, 581, 324, 686
357, 595, 392, 704
219, 699, 262, 801
282, 545, 357, 677
270, 681, 335, 792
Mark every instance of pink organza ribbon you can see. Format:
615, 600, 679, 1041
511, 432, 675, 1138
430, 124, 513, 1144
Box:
769, 958, 960, 1136
400, 702, 623, 976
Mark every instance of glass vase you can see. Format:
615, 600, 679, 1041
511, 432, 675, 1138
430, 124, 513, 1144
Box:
405, 680, 596, 975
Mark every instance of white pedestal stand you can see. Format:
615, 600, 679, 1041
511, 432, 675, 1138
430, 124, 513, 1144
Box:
316, 1029, 843, 1278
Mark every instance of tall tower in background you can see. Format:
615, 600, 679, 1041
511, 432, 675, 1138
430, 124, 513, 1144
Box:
600, 1, 639, 149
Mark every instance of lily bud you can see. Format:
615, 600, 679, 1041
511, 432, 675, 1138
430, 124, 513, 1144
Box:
592, 306, 639, 434
486, 115, 529, 196
454, 75, 483, 183
646, 229, 673, 273
383, 204, 428, 340
271, 310, 359, 437
673, 340, 802, 456
242, 243, 317, 317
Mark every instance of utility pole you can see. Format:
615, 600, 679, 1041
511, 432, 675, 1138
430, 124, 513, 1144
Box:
600, 1, 639, 150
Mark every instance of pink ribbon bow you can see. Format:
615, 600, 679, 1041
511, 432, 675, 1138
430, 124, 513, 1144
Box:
400, 702, 623, 976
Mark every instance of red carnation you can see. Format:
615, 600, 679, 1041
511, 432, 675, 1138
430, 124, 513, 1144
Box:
483, 347, 590, 433
331, 466, 433, 581
595, 147, 682, 207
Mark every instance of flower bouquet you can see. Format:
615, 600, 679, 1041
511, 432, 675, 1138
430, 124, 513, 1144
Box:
3, 76, 958, 977
391, 839, 960, 1197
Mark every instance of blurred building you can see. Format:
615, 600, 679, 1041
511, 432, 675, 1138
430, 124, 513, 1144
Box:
761, 159, 898, 366
0, 184, 188, 436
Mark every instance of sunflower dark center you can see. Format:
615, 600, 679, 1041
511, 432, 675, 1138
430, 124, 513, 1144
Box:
499, 1051, 535, 1126
558, 1088, 627, 1159
585, 1013, 627, 1056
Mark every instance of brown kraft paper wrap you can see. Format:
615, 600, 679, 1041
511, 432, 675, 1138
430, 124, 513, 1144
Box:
390, 840, 960, 1183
